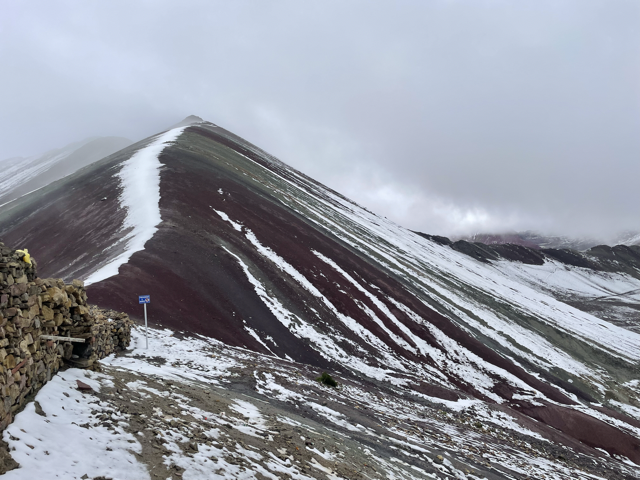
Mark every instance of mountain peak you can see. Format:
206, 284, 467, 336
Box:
169, 115, 205, 129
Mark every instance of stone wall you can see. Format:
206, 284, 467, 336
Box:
0, 243, 132, 429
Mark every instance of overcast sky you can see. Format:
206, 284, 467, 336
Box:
1, 0, 638, 239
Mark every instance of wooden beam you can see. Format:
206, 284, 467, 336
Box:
39, 335, 86, 343
11, 359, 27, 375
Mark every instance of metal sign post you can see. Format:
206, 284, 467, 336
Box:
138, 295, 150, 349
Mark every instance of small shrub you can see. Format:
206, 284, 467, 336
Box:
316, 372, 338, 387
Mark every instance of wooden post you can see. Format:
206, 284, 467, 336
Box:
40, 335, 86, 343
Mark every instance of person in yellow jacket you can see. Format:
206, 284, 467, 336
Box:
15, 249, 31, 265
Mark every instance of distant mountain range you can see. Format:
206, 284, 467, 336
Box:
460, 230, 640, 251
0, 117, 638, 478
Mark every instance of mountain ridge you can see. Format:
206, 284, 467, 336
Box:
0, 136, 132, 208
460, 230, 640, 251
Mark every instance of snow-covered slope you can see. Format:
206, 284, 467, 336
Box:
492, 258, 640, 328
5, 326, 638, 480
617, 231, 640, 247
0, 136, 132, 207
0, 118, 639, 476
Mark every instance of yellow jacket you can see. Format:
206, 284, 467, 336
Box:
15, 249, 31, 265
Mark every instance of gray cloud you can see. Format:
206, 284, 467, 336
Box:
1, 0, 638, 238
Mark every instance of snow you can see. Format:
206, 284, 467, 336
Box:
306, 402, 370, 433
193, 149, 640, 477
495, 259, 640, 306
103, 327, 238, 384
244, 323, 276, 354
244, 159, 640, 373
313, 250, 417, 355
221, 242, 396, 381
0, 140, 95, 202
618, 231, 640, 246
214, 207, 561, 399
5, 325, 637, 479
230, 400, 267, 429
3, 369, 148, 480
255, 372, 303, 402
240, 229, 414, 375
212, 208, 243, 231
85, 127, 187, 285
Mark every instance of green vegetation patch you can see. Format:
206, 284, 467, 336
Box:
316, 372, 338, 388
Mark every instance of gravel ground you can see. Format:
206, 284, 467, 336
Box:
0, 327, 637, 480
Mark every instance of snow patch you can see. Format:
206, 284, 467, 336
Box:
2, 369, 148, 480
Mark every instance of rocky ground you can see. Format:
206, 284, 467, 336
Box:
0, 327, 637, 479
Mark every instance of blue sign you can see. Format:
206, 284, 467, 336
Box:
139, 295, 150, 304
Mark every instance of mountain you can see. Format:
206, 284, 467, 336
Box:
463, 230, 640, 251
415, 232, 640, 330
616, 230, 640, 247
0, 118, 639, 478
0, 136, 133, 207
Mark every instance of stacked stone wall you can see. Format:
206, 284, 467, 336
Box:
0, 243, 132, 429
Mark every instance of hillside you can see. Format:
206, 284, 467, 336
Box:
0, 118, 639, 479
461, 231, 640, 252
1, 326, 632, 480
0, 136, 132, 207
